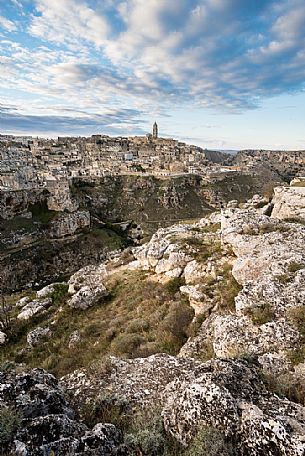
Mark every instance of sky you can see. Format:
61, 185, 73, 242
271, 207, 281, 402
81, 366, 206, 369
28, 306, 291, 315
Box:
1, 0, 305, 150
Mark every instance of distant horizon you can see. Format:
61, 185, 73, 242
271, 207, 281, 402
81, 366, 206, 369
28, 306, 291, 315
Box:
2, 130, 305, 153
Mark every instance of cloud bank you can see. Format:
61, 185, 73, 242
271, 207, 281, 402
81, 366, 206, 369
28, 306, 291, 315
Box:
1, 0, 305, 137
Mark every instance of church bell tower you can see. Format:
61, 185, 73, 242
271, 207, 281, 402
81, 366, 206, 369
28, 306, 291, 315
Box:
153, 121, 158, 139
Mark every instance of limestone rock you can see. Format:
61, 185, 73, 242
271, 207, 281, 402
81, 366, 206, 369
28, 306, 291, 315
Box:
272, 185, 305, 221
27, 326, 52, 347
62, 355, 305, 455
68, 285, 108, 310
17, 298, 52, 320
15, 296, 30, 308
184, 260, 207, 284
68, 330, 81, 348
180, 285, 207, 315
212, 314, 299, 359
0, 330, 7, 344
0, 368, 125, 455
50, 211, 90, 239
68, 264, 107, 294
36, 282, 65, 298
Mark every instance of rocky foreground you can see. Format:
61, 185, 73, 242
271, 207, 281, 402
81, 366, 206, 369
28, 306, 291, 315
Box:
1, 183, 305, 455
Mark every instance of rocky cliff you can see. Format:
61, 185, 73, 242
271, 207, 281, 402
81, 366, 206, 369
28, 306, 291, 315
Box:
1, 185, 305, 455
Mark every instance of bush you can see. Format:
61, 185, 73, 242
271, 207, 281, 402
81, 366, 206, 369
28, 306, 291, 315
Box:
288, 306, 305, 338
111, 333, 144, 356
0, 406, 22, 447
264, 373, 305, 406
160, 301, 194, 345
80, 391, 131, 429
183, 426, 233, 456
288, 262, 305, 274
246, 303, 275, 325
50, 283, 69, 305
126, 318, 150, 334
165, 277, 185, 295
125, 409, 167, 456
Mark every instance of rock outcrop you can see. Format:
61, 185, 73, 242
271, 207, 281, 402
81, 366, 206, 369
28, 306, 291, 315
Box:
272, 185, 305, 221
27, 326, 52, 347
17, 297, 52, 321
0, 367, 127, 455
62, 354, 305, 455
49, 211, 90, 238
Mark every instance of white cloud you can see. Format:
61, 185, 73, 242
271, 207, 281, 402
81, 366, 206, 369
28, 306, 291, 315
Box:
0, 15, 17, 32
29, 0, 109, 48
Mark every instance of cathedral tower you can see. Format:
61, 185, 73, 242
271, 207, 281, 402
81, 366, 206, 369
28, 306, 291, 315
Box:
153, 121, 158, 139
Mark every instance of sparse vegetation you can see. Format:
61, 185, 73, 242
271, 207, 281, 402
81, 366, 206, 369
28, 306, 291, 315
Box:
0, 270, 194, 376
0, 406, 22, 448
49, 283, 69, 305
79, 396, 233, 456
264, 372, 305, 406
246, 303, 275, 325
275, 273, 291, 284
287, 262, 305, 274
183, 427, 234, 456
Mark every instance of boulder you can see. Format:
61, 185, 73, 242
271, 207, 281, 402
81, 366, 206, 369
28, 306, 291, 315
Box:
62, 355, 305, 455
36, 282, 65, 298
49, 211, 90, 239
0, 330, 7, 344
0, 368, 125, 455
15, 296, 30, 308
27, 326, 52, 347
68, 264, 107, 295
68, 330, 81, 348
17, 298, 52, 320
272, 185, 305, 221
68, 285, 108, 310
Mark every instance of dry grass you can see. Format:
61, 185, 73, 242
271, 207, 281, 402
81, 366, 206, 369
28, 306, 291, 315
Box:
1, 270, 194, 377
245, 303, 275, 326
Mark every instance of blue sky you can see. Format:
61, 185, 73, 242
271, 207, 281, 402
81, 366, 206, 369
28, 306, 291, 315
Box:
1, 0, 305, 149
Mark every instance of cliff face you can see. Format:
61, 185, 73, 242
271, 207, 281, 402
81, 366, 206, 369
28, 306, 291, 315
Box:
71, 174, 214, 234
233, 150, 305, 181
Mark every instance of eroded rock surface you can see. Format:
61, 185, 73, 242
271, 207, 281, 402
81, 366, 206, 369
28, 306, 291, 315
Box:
62, 355, 305, 455
0, 367, 127, 455
272, 185, 305, 221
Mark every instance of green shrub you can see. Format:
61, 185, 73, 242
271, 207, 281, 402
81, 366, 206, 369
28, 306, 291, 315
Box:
275, 273, 291, 284
288, 306, 305, 338
80, 391, 131, 429
246, 303, 275, 325
286, 347, 305, 365
0, 406, 22, 447
111, 333, 144, 356
160, 301, 194, 345
264, 373, 305, 406
183, 426, 233, 456
50, 283, 69, 305
165, 277, 186, 295
126, 318, 150, 333
287, 262, 305, 274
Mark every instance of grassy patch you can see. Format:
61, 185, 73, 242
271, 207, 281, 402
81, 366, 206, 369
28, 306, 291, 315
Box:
30, 201, 57, 225
264, 372, 305, 406
275, 273, 292, 284
49, 283, 69, 305
0, 406, 22, 449
79, 396, 233, 456
245, 303, 275, 326
287, 306, 305, 337
1, 270, 194, 376
287, 262, 305, 274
